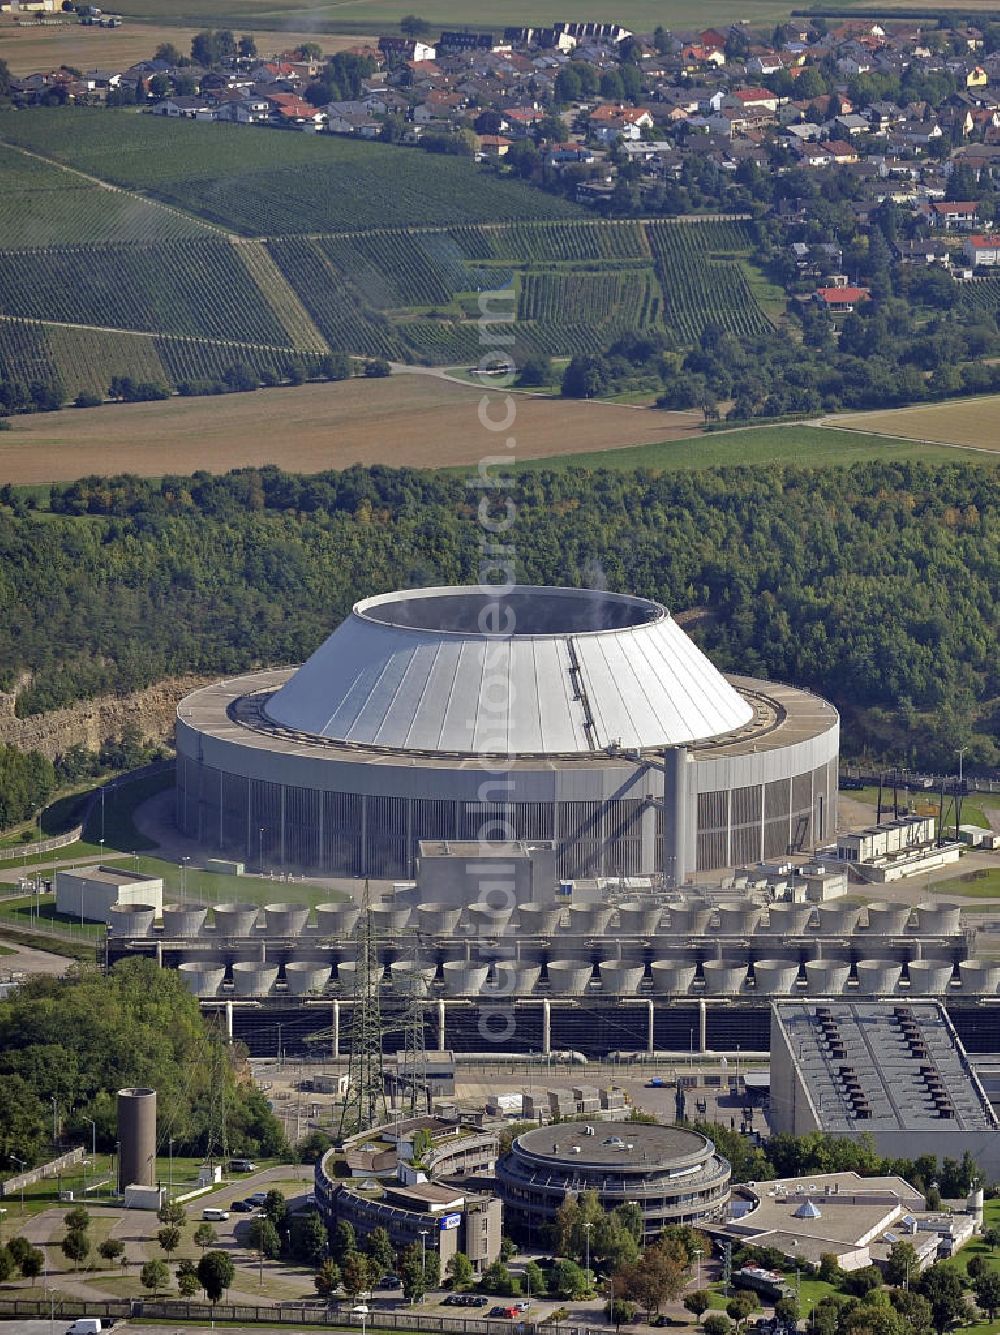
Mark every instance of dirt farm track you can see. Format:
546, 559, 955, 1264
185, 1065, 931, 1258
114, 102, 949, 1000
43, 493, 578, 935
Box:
0, 374, 702, 484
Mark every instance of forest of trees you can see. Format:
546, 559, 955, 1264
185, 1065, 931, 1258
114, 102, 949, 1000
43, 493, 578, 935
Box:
0, 461, 996, 768
0, 958, 286, 1166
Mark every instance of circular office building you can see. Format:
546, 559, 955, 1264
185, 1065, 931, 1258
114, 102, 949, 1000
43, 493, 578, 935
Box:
496, 1122, 731, 1239
175, 585, 838, 881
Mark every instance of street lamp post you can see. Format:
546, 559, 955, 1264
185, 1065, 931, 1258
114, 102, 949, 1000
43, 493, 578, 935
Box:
181, 856, 190, 898
419, 1228, 430, 1301
694, 1247, 702, 1289
51, 1097, 58, 1148
168, 1137, 175, 1200
9, 1157, 26, 1213
584, 1221, 593, 1283
259, 827, 265, 872
85, 1118, 96, 1159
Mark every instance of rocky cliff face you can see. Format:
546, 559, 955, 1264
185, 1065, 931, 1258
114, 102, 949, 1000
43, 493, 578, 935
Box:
0, 675, 212, 760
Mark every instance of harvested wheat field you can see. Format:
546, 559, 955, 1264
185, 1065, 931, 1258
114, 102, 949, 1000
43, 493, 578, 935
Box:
0, 19, 372, 74
831, 397, 1000, 452
0, 374, 701, 484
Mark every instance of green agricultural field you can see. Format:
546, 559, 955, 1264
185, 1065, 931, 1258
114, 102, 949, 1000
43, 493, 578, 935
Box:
0, 143, 212, 248
0, 109, 582, 234
512, 425, 998, 472
0, 113, 777, 392
106, 0, 803, 38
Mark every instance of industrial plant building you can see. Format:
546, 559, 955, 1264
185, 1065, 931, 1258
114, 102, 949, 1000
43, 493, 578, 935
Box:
769, 1001, 1000, 1176
314, 1116, 502, 1272
496, 1121, 731, 1241
55, 864, 163, 923
175, 585, 840, 882
719, 1171, 937, 1273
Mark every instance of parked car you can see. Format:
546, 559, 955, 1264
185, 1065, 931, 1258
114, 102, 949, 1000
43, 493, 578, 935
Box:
381, 1273, 402, 1288
231, 1199, 256, 1213
246, 1192, 268, 1206
229, 1158, 257, 1172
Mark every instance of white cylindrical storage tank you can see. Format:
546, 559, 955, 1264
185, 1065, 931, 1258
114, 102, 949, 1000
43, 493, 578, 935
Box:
390, 958, 437, 993
518, 902, 564, 934
866, 902, 911, 935
441, 961, 490, 996
916, 901, 962, 935
650, 959, 698, 994
315, 902, 361, 937
416, 902, 462, 935
371, 904, 411, 933
815, 902, 862, 936
546, 958, 595, 995
753, 958, 801, 994
106, 903, 157, 937
598, 960, 646, 995
213, 902, 259, 937
702, 958, 748, 995
285, 960, 331, 996
616, 900, 663, 935
762, 903, 812, 935
161, 903, 208, 937
486, 962, 542, 997
856, 958, 902, 995
467, 902, 514, 935
264, 902, 310, 936
717, 902, 764, 935
231, 961, 279, 996
804, 959, 851, 995
177, 960, 226, 996
669, 904, 713, 934
907, 960, 954, 994
337, 959, 358, 991
959, 959, 1000, 995
567, 903, 614, 935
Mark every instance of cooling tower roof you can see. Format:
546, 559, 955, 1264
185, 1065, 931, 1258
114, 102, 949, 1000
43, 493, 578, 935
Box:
264, 585, 754, 757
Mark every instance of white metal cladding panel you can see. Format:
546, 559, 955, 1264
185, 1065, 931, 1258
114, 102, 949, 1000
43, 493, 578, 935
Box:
265, 604, 752, 755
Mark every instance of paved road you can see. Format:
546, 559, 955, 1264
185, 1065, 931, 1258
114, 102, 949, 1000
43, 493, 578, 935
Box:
0, 936, 76, 977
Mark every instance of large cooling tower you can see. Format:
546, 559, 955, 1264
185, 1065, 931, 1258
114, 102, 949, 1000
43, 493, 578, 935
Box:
761, 903, 812, 935
285, 960, 332, 995
213, 902, 259, 937
567, 904, 614, 935
161, 903, 208, 937
546, 959, 595, 995
441, 961, 490, 995
670, 904, 713, 934
803, 959, 851, 995
866, 902, 911, 935
486, 962, 542, 997
617, 901, 663, 935
117, 1087, 156, 1192
231, 961, 279, 997
716, 902, 764, 935
907, 959, 954, 994
518, 902, 564, 934
177, 960, 226, 997
598, 960, 646, 995
417, 902, 463, 935
315, 902, 361, 937
702, 958, 748, 995
106, 903, 157, 938
915, 902, 962, 935
264, 902, 310, 936
815, 902, 862, 935
855, 958, 902, 995
753, 959, 801, 995
650, 959, 698, 994
959, 959, 1000, 994
467, 902, 514, 935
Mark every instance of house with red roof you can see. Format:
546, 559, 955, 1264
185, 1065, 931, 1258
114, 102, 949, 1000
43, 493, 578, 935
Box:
815, 285, 871, 310
964, 233, 1000, 266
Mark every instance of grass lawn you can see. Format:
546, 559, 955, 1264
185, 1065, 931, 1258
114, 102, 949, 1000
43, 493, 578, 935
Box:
512, 426, 989, 473
842, 784, 994, 830
941, 870, 1000, 900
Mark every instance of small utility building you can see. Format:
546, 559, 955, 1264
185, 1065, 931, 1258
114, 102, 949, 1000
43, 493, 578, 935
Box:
55, 864, 163, 921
